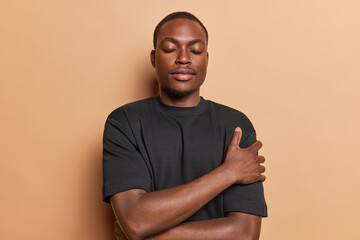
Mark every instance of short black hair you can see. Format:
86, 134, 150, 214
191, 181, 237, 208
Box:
153, 11, 208, 49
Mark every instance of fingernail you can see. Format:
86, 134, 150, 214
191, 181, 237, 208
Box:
235, 127, 241, 132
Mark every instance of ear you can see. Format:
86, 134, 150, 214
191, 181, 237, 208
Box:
206, 52, 209, 67
150, 50, 155, 67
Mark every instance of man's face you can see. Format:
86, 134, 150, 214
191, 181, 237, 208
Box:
151, 18, 208, 98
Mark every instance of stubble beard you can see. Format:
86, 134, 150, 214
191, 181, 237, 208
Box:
161, 86, 198, 99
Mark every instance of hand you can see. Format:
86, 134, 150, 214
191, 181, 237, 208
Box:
223, 127, 266, 184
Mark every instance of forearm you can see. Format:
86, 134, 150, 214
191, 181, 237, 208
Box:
111, 164, 236, 239
147, 213, 261, 240
147, 216, 236, 240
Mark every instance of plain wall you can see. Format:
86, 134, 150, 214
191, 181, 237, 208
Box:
1, 0, 359, 239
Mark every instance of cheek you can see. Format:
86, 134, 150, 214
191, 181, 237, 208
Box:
195, 57, 208, 74
155, 57, 172, 80
156, 52, 173, 66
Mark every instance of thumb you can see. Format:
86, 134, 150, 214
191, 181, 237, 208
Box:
229, 127, 242, 148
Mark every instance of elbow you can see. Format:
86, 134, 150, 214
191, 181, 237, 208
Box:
118, 218, 152, 240
111, 191, 152, 240
122, 227, 142, 240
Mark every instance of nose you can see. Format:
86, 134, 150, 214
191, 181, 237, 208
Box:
175, 48, 191, 65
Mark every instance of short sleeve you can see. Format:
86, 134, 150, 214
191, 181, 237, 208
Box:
223, 131, 268, 217
102, 116, 152, 203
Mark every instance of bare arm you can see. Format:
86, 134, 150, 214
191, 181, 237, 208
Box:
146, 212, 261, 240
111, 128, 265, 240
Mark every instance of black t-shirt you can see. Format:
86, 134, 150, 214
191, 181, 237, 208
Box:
102, 96, 267, 220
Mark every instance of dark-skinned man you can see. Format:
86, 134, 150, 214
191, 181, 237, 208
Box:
103, 12, 267, 240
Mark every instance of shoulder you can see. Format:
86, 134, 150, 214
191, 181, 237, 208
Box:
103, 98, 155, 144
206, 100, 255, 133
107, 97, 154, 121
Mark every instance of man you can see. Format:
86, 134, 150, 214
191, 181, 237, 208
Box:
103, 12, 267, 240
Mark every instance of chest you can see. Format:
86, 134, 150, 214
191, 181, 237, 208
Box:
139, 113, 226, 189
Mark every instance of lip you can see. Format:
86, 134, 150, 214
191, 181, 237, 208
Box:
170, 68, 196, 81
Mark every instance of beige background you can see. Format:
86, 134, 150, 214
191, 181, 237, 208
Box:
1, 0, 359, 239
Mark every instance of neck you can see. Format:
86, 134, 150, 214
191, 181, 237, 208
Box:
159, 90, 201, 107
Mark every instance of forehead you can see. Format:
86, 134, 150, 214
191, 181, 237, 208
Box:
157, 18, 207, 46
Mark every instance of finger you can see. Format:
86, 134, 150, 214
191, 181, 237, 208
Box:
249, 140, 263, 153
259, 175, 266, 182
257, 155, 265, 163
229, 127, 242, 148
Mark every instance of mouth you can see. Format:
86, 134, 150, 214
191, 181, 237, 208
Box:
170, 68, 196, 81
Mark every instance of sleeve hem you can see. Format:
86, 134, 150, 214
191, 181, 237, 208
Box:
103, 183, 150, 203
224, 200, 268, 218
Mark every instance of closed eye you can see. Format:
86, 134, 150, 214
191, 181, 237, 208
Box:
190, 49, 203, 55
163, 49, 176, 53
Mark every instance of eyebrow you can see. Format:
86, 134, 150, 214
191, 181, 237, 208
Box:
160, 37, 205, 46
189, 39, 204, 45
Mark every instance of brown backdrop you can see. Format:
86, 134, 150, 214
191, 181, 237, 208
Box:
1, 0, 360, 239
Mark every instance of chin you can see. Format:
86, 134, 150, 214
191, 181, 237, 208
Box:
162, 87, 197, 99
